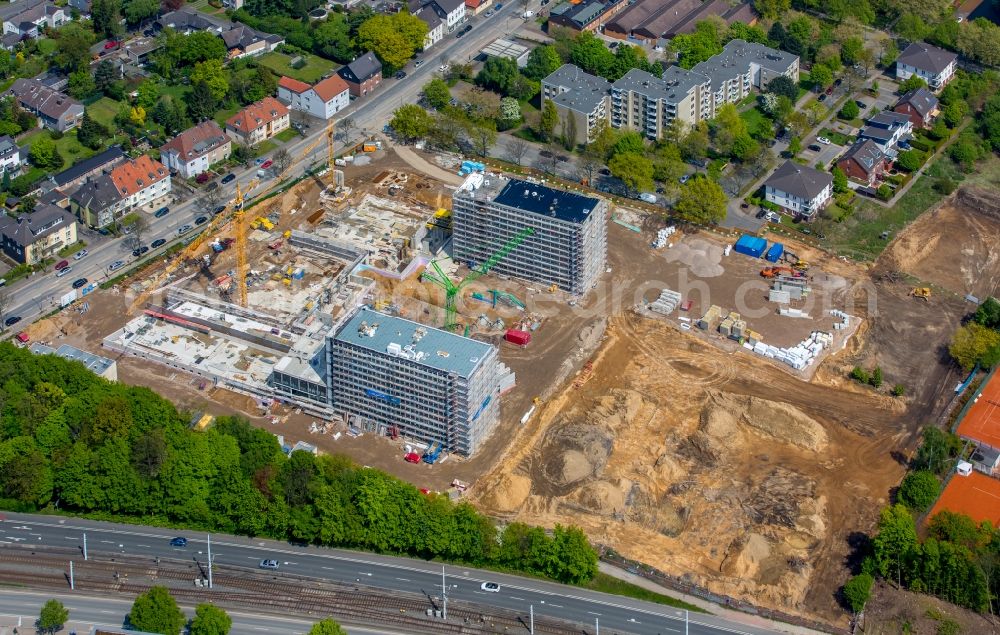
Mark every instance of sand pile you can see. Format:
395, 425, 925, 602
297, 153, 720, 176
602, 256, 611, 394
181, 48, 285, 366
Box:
705, 392, 827, 452
572, 479, 629, 514
721, 533, 771, 579
662, 237, 724, 277
476, 473, 531, 513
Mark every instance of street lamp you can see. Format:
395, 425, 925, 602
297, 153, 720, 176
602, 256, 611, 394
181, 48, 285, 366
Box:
676, 609, 688, 635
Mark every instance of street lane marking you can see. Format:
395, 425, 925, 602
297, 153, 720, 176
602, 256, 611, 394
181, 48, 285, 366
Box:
395, 577, 410, 582
587, 611, 601, 615
510, 596, 524, 601
137, 544, 150, 548
548, 603, 563, 608
100, 610, 114, 614
321, 566, 336, 570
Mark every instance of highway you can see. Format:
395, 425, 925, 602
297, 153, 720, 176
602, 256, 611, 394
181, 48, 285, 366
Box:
0, 589, 407, 635
0, 513, 789, 635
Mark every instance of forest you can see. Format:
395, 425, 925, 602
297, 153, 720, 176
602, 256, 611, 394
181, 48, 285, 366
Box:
0, 344, 598, 585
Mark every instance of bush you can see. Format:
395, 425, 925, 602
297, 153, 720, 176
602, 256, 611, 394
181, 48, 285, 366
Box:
908, 138, 932, 152
869, 366, 883, 388
842, 573, 874, 613
891, 384, 905, 396
48, 129, 64, 140
934, 176, 957, 195
196, 172, 210, 184
898, 470, 941, 511
850, 366, 869, 383
876, 184, 893, 200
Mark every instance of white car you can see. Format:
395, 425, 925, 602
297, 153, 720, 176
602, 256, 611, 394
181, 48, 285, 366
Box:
73, 249, 88, 260
481, 582, 500, 593
817, 136, 832, 145
438, 64, 449, 73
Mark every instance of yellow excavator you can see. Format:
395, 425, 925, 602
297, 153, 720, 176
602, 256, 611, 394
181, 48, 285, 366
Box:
910, 287, 931, 300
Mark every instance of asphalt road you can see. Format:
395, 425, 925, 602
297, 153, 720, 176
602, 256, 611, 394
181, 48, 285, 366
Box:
0, 589, 406, 635
0, 513, 787, 635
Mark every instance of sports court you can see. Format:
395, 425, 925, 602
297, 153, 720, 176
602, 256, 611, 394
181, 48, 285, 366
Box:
928, 471, 1000, 527
956, 371, 1000, 448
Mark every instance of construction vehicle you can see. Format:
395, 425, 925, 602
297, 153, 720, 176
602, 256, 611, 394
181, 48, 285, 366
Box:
422, 227, 534, 331
792, 260, 810, 271
422, 441, 444, 464
548, 283, 558, 293
760, 266, 806, 279
128, 121, 336, 314
910, 287, 931, 300
532, 396, 542, 405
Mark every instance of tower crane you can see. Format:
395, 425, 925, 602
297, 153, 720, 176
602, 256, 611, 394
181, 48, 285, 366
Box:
422, 227, 534, 331
128, 120, 337, 314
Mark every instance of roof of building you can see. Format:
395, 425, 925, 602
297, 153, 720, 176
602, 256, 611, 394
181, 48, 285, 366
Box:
0, 134, 17, 158
466, 0, 484, 7
7, 78, 82, 122
109, 155, 168, 198
765, 160, 832, 200
340, 52, 382, 83
226, 96, 289, 134
70, 173, 122, 210
124, 37, 161, 58
0, 202, 74, 247
312, 74, 349, 101
692, 39, 797, 90
613, 66, 707, 103
221, 23, 281, 50
31, 342, 115, 375
157, 9, 222, 32
160, 121, 230, 164
957, 371, 1000, 449
895, 87, 939, 117
3, 1, 61, 27
278, 76, 311, 94
543, 64, 610, 113
415, 4, 442, 29
491, 177, 601, 224
607, 0, 697, 36
549, 0, 615, 28
928, 471, 1000, 528
868, 110, 912, 128
898, 41, 958, 74
838, 140, 885, 175
482, 38, 528, 60
50, 145, 124, 187
429, 0, 465, 13
334, 307, 494, 379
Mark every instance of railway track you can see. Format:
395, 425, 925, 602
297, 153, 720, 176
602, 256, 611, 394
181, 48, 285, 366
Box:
0, 545, 589, 635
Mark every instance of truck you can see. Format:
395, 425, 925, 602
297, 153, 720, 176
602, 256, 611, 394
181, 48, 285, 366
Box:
423, 441, 444, 464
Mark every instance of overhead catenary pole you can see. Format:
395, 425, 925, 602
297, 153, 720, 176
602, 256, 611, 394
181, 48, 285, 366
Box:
529, 604, 534, 634
82, 533, 87, 561
69, 561, 74, 590
441, 565, 447, 620
207, 534, 213, 589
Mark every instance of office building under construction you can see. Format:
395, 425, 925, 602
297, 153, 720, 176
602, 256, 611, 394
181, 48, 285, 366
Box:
451, 175, 608, 294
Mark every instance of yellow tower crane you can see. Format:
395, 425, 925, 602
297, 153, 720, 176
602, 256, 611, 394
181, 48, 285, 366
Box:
128, 120, 337, 313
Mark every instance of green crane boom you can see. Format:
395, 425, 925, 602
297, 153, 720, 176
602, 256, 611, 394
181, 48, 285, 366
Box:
422, 227, 534, 331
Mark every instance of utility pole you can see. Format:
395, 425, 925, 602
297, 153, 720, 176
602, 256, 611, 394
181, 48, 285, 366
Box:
685, 608, 689, 635
82, 533, 87, 561
207, 534, 213, 589
441, 565, 447, 620
594, 616, 599, 635
529, 605, 534, 634
69, 561, 74, 590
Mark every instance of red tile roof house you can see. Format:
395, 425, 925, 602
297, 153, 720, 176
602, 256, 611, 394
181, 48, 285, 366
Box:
276, 75, 350, 120
225, 96, 290, 146
836, 140, 887, 187
160, 121, 232, 179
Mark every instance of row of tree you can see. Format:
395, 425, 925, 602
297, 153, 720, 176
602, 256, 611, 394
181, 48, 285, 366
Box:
0, 343, 598, 585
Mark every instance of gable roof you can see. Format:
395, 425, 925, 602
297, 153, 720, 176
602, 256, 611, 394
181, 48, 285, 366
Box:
430, 0, 465, 12
156, 9, 221, 32
278, 75, 311, 94
160, 121, 230, 163
898, 42, 957, 74
109, 155, 168, 198
312, 74, 349, 102
226, 96, 289, 133
8, 78, 82, 122
765, 160, 832, 200
895, 87, 939, 117
70, 174, 123, 210
839, 140, 885, 176
340, 52, 382, 83
0, 202, 74, 248
415, 5, 442, 29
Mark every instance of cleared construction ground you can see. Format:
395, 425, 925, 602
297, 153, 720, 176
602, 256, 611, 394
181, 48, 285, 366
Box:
20, 144, 994, 627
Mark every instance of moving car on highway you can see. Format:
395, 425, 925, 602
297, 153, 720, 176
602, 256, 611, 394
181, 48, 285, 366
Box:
169, 537, 187, 547
259, 559, 280, 570
481, 582, 500, 592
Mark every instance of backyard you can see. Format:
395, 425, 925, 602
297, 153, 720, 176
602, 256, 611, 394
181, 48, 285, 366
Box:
21, 129, 97, 165
258, 51, 336, 83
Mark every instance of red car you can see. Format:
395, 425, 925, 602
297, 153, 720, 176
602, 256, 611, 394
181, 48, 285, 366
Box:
404, 452, 420, 463
104, 40, 118, 49
54, 260, 69, 270
260, 159, 273, 170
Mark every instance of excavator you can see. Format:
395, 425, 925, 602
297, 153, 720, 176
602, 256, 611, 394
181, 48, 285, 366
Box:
910, 287, 931, 300
760, 266, 807, 279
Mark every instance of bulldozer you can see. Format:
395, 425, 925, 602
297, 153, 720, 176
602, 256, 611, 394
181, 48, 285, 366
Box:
910, 287, 931, 300
761, 266, 806, 279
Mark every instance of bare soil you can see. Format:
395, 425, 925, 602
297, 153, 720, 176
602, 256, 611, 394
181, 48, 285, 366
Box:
862, 580, 999, 634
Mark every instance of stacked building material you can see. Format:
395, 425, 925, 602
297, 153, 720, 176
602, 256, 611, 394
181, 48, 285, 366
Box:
649, 288, 682, 314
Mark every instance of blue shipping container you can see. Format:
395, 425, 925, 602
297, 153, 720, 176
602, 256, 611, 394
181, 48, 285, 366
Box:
765, 242, 784, 263
733, 234, 767, 258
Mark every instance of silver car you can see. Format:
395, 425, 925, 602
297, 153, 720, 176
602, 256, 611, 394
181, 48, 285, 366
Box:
259, 559, 279, 570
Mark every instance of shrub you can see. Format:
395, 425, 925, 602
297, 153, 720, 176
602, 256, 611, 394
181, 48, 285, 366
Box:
908, 138, 932, 152
196, 172, 210, 184
898, 470, 940, 511
876, 184, 892, 200
850, 366, 869, 383
891, 384, 905, 396
842, 573, 874, 613
934, 176, 957, 195
869, 366, 883, 388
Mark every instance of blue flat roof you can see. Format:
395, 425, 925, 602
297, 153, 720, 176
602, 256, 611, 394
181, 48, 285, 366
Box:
333, 308, 493, 378
492, 178, 600, 224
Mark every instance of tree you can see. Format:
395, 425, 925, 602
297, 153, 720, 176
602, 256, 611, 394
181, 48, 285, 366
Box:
271, 148, 292, 177
190, 604, 232, 635
356, 14, 426, 72
524, 45, 562, 81
499, 97, 521, 126
840, 37, 864, 65
950, 322, 1000, 371
751, 0, 790, 19
676, 176, 727, 225
151, 96, 187, 136
608, 152, 653, 195
124, 0, 159, 24
54, 23, 96, 73
307, 618, 347, 635
540, 99, 558, 142
504, 138, 529, 165
569, 31, 615, 77
810, 65, 834, 91
898, 75, 928, 94
832, 167, 848, 193
94, 60, 118, 94
475, 57, 520, 95
873, 504, 917, 585
68, 70, 97, 99
767, 75, 798, 101
468, 120, 497, 157
187, 82, 218, 122
898, 471, 941, 511
390, 104, 433, 142
37, 599, 69, 634
680, 122, 709, 162
895, 149, 925, 172
29, 136, 62, 170
973, 297, 1000, 328
422, 78, 450, 110
839, 99, 860, 120
92, 0, 124, 39
125, 215, 149, 252
191, 59, 229, 101
78, 111, 109, 151
670, 18, 724, 69
130, 586, 186, 635
788, 136, 802, 156
842, 573, 873, 613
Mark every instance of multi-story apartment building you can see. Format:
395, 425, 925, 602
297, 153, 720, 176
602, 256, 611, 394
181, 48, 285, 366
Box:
764, 161, 832, 219
225, 96, 290, 146
611, 66, 710, 139
857, 111, 913, 155
327, 307, 506, 457
337, 52, 382, 98
541, 64, 610, 145
0, 202, 76, 264
451, 174, 607, 295
70, 155, 171, 228
277, 74, 350, 120
896, 42, 957, 91
692, 39, 799, 113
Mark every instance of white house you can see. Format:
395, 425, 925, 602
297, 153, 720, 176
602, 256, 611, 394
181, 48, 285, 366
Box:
109, 155, 171, 211
764, 161, 832, 219
415, 5, 443, 50
410, 0, 465, 33
159, 121, 232, 179
896, 42, 957, 91
276, 74, 350, 120
1, 1, 66, 38
0, 135, 22, 174
857, 111, 913, 155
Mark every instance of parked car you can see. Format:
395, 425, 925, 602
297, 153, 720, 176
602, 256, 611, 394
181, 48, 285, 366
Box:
72, 278, 88, 289
104, 40, 118, 49
150, 238, 166, 249
438, 64, 449, 72
73, 249, 88, 260
539, 150, 553, 158
485, 8, 495, 15
481, 582, 500, 593
756, 209, 767, 219
259, 559, 280, 570
395, 70, 407, 79
4, 316, 21, 327
55, 260, 70, 270
818, 94, 828, 102
169, 537, 187, 547
808, 144, 822, 152
456, 29, 466, 38
260, 159, 273, 170
213, 205, 227, 215
154, 207, 170, 218
766, 211, 779, 222
679, 174, 691, 184
177, 224, 193, 235
855, 100, 867, 109
56, 266, 73, 278
817, 136, 832, 145
494, 2, 502, 7
108, 260, 125, 272
414, 59, 425, 68
132, 246, 149, 257
195, 215, 208, 225
221, 173, 236, 184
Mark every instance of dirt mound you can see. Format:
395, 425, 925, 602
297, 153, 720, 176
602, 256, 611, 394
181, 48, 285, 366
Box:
746, 468, 816, 528
572, 479, 629, 514
955, 185, 1000, 222
721, 533, 772, 579
704, 391, 827, 452
538, 420, 613, 490
476, 473, 531, 513
662, 237, 725, 277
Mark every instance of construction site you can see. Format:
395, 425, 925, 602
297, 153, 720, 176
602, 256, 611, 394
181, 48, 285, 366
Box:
21, 125, 998, 628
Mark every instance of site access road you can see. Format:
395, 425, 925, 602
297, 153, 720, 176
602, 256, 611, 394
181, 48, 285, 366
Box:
0, 513, 787, 635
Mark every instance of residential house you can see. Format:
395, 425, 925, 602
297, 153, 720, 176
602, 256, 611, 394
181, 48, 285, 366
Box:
0, 135, 22, 174
0, 32, 21, 50
70, 155, 170, 228
410, 0, 466, 32
0, 202, 77, 264
542, 64, 610, 145
857, 111, 913, 155
896, 42, 957, 91
160, 121, 232, 179
605, 0, 755, 41
893, 87, 940, 129
548, 0, 630, 33
67, 0, 91, 17
156, 10, 225, 35
123, 38, 162, 66
1, 1, 67, 38
465, 0, 491, 15
43, 145, 124, 192
276, 75, 349, 120
836, 140, 887, 187
415, 5, 444, 50
225, 96, 290, 145
764, 161, 832, 218
221, 24, 283, 59
338, 52, 382, 97
7, 78, 83, 131
223, 0, 244, 8
611, 66, 710, 139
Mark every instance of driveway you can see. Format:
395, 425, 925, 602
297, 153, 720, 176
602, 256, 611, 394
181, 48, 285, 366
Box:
802, 139, 844, 169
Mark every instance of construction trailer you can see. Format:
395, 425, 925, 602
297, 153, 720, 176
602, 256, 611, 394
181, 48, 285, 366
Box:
733, 234, 767, 258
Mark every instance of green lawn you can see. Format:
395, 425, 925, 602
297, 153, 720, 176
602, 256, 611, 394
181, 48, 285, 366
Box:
88, 96, 122, 128
213, 105, 240, 127
582, 573, 705, 613
741, 107, 772, 139
36, 39, 57, 55
22, 129, 96, 164
258, 52, 336, 84
820, 128, 852, 146
274, 128, 299, 143
255, 140, 278, 156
